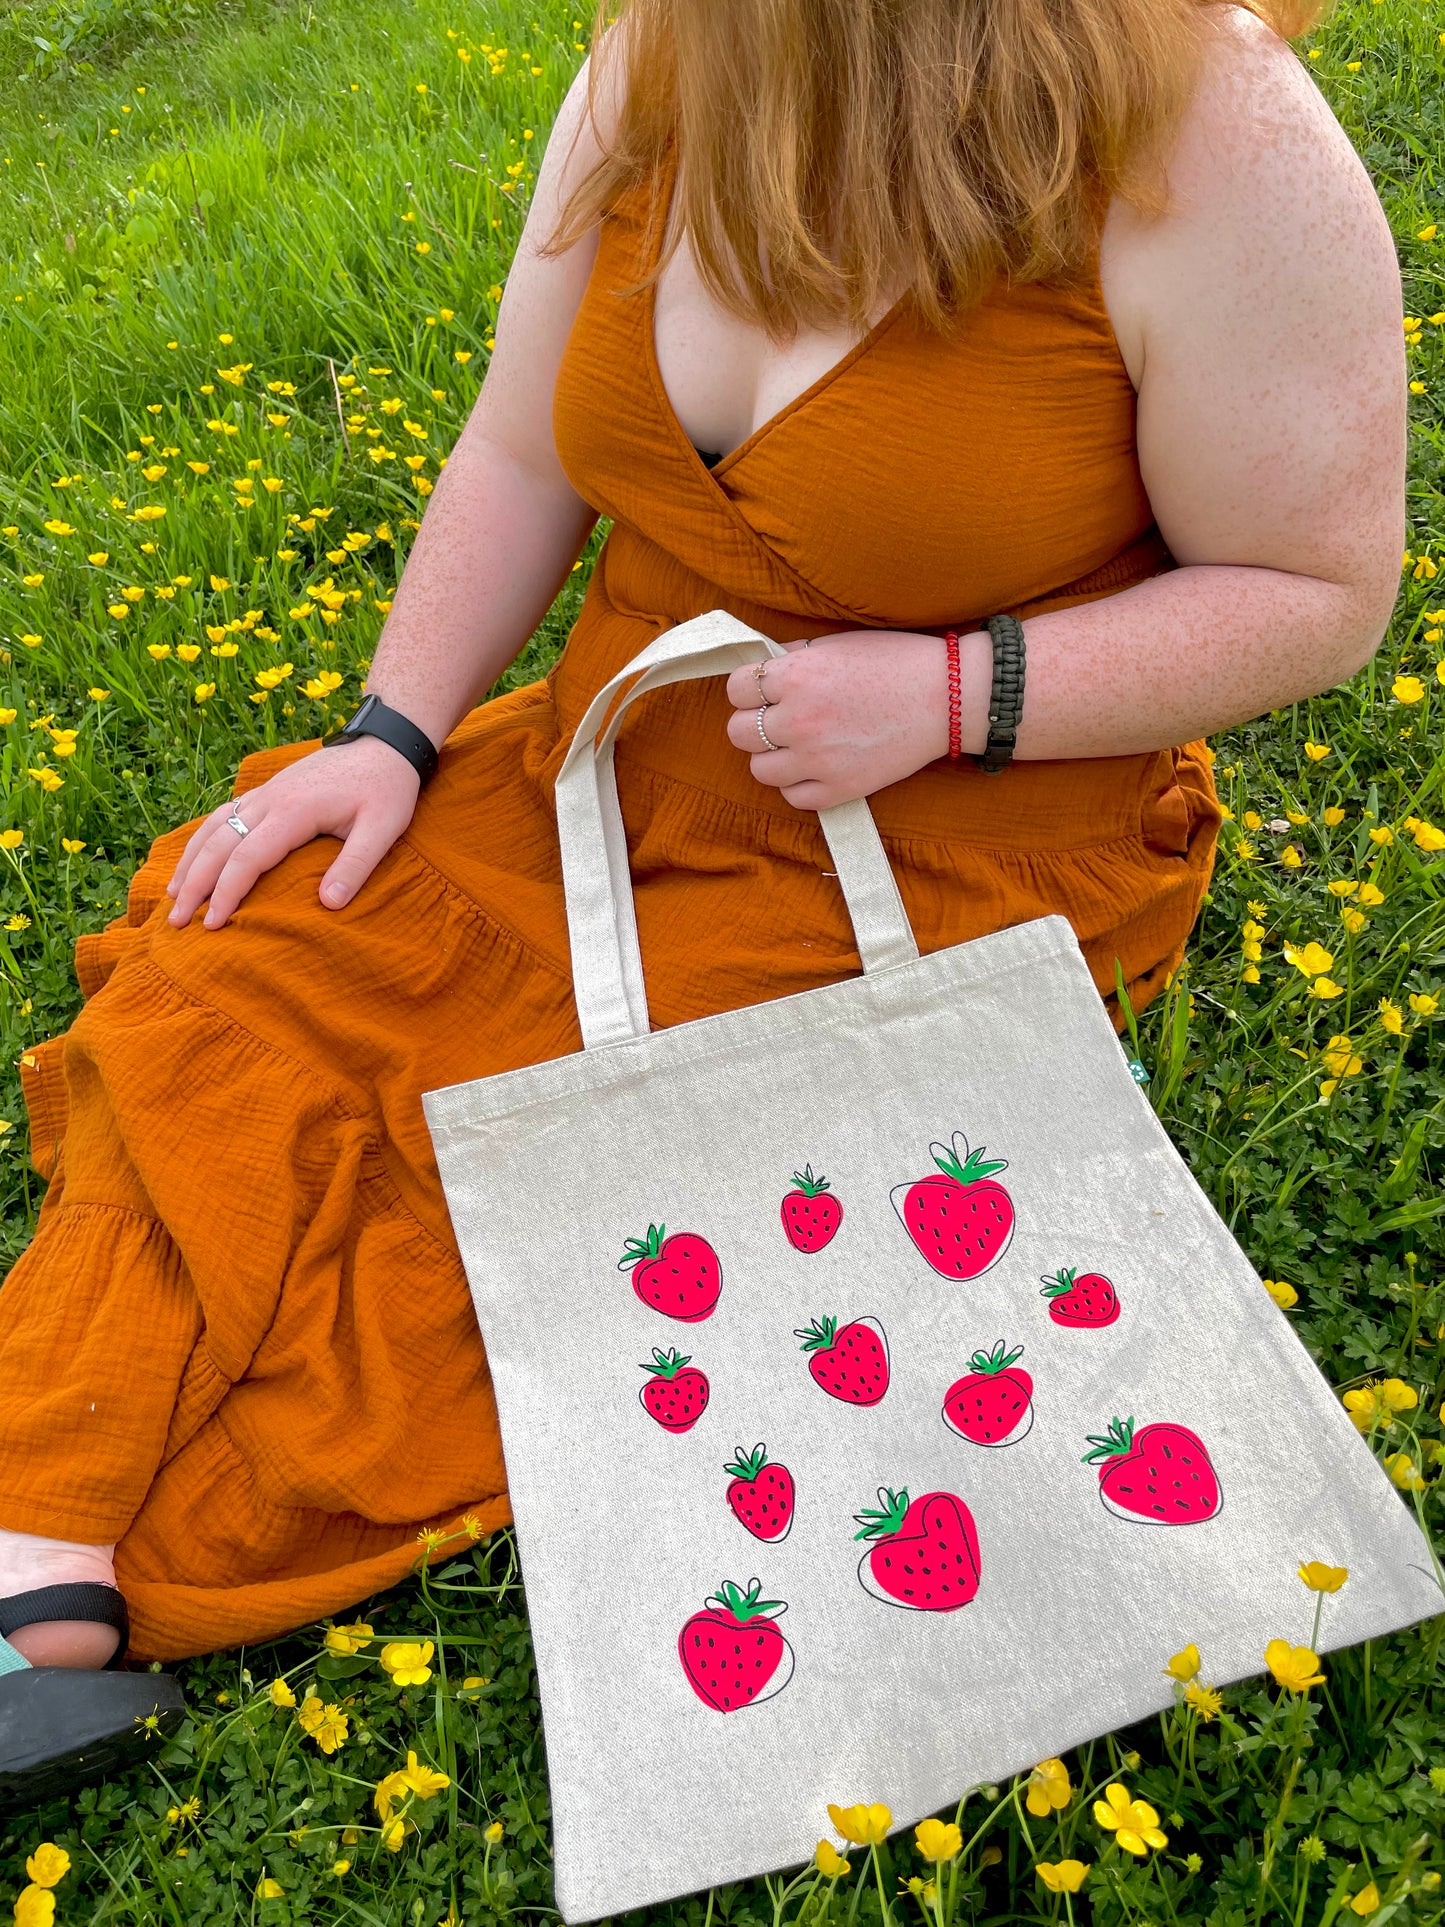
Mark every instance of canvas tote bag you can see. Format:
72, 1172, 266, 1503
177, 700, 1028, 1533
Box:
424, 610, 1441, 1925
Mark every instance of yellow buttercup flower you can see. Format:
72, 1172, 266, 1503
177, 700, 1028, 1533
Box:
1322, 805, 1346, 826
1368, 824, 1394, 845
268, 1678, 296, 1707
828, 1802, 892, 1846
1410, 992, 1440, 1017
176, 643, 201, 663
1163, 1644, 1200, 1683
1263, 1278, 1298, 1308
1343, 1378, 1417, 1431
0, 830, 22, 849
1379, 999, 1404, 1035
484, 1821, 504, 1844
1321, 1037, 1362, 1079
815, 1840, 850, 1878
257, 1876, 284, 1898
1355, 882, 1385, 907
1381, 1378, 1418, 1412
61, 838, 85, 854
1393, 675, 1426, 704
24, 1845, 70, 1888
1184, 1681, 1223, 1721
297, 1695, 349, 1752
1026, 1756, 1072, 1814
1093, 1784, 1167, 1856
324, 1620, 373, 1656
1298, 1561, 1347, 1592
1264, 1640, 1325, 1693
379, 1640, 434, 1686
381, 1817, 409, 1852
14, 1890, 56, 1927
1308, 977, 1344, 1001
1350, 1883, 1380, 1915
1383, 1451, 1426, 1491
1304, 741, 1331, 761
1036, 1861, 1089, 1894
1284, 941, 1334, 978
397, 1750, 450, 1800
1280, 844, 1304, 868
914, 1818, 962, 1862
1410, 821, 1445, 851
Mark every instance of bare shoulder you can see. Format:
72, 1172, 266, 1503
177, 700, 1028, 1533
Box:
1091, 3, 1404, 615
1099, 4, 1398, 391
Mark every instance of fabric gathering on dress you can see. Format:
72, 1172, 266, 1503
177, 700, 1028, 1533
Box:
0, 149, 1222, 1662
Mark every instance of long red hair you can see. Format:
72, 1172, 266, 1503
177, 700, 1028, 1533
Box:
545, 0, 1332, 335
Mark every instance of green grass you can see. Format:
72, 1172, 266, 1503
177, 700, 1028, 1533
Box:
0, 0, 1443, 1919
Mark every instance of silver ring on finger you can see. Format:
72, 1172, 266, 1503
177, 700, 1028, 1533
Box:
756, 705, 783, 753
751, 660, 776, 704
225, 811, 251, 839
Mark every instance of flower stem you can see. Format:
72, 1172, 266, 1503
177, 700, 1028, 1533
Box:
870, 1842, 895, 1927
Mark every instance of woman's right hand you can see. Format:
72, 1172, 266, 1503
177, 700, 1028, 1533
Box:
166, 737, 423, 931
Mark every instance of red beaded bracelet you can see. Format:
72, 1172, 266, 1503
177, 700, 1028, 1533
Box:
944, 631, 963, 762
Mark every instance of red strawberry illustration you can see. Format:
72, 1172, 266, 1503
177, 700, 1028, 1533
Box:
618, 1223, 722, 1322
781, 1167, 843, 1252
795, 1315, 890, 1405
724, 1443, 795, 1542
853, 1487, 981, 1612
638, 1347, 709, 1433
678, 1578, 794, 1711
891, 1132, 1014, 1280
1042, 1266, 1120, 1328
1082, 1416, 1222, 1526
942, 1340, 1034, 1447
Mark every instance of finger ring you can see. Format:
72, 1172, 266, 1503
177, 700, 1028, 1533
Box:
751, 661, 776, 704
225, 812, 250, 839
756, 706, 783, 753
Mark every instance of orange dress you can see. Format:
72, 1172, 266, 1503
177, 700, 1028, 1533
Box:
0, 159, 1220, 1662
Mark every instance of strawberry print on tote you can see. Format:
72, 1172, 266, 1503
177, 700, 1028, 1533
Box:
638, 1347, 710, 1433
618, 1223, 722, 1322
942, 1341, 1034, 1447
678, 1579, 794, 1711
1042, 1266, 1121, 1328
892, 1132, 1014, 1280
724, 1444, 795, 1542
1082, 1417, 1222, 1525
795, 1315, 890, 1405
853, 1487, 981, 1612
781, 1166, 843, 1252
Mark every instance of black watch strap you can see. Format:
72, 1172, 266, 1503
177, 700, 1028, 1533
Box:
324, 694, 439, 785
976, 614, 1026, 774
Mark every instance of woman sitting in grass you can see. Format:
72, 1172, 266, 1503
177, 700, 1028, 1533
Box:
0, 0, 1403, 1799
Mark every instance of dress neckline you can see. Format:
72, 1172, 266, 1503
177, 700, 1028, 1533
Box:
644, 150, 909, 484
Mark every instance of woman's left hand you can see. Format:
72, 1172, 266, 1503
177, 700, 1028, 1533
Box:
724, 629, 951, 810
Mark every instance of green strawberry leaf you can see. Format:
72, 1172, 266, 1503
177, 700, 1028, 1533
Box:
852, 1486, 910, 1541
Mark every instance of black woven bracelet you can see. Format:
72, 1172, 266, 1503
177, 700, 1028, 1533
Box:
976, 613, 1026, 774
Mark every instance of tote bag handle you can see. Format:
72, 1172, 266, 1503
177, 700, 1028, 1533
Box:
554, 609, 921, 1050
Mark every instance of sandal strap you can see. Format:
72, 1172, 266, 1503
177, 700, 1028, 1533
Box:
0, 1585, 129, 1670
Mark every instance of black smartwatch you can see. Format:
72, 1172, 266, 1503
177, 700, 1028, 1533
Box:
324, 694, 439, 786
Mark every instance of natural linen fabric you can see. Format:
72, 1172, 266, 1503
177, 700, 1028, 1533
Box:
427, 613, 1440, 1927
0, 150, 1220, 1663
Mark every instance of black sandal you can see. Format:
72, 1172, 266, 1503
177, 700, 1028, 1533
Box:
0, 1584, 186, 1810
